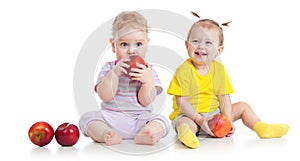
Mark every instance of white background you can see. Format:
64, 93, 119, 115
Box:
1, 0, 299, 160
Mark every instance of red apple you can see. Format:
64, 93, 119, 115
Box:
126, 55, 146, 75
28, 121, 54, 147
208, 114, 232, 138
55, 122, 80, 146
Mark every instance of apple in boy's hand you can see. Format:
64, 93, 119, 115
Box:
28, 121, 54, 147
208, 114, 232, 138
126, 55, 146, 75
55, 122, 80, 146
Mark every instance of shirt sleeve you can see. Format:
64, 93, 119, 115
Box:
94, 62, 113, 92
213, 65, 234, 95
167, 66, 191, 96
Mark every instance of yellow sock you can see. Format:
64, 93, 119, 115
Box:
253, 121, 289, 139
177, 124, 199, 148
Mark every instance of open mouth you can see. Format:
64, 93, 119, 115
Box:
195, 51, 207, 56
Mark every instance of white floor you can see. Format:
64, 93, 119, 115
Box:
20, 120, 298, 161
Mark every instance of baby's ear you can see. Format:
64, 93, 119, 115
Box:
110, 38, 115, 53
218, 46, 224, 55
185, 40, 189, 50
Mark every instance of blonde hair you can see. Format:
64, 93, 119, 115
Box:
187, 19, 225, 46
112, 11, 148, 40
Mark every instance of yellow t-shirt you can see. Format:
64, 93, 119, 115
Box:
167, 59, 234, 120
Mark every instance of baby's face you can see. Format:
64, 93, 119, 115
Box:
186, 25, 222, 65
112, 29, 149, 60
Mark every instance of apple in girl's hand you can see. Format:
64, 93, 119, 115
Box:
28, 121, 54, 147
126, 55, 146, 75
55, 122, 80, 146
208, 114, 232, 138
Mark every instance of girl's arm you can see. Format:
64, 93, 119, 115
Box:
176, 96, 215, 136
218, 94, 232, 120
175, 96, 198, 120
218, 94, 235, 136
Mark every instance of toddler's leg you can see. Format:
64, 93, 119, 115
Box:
134, 120, 165, 145
232, 102, 289, 138
175, 117, 199, 148
231, 102, 261, 129
87, 120, 122, 145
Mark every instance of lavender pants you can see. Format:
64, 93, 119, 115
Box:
79, 109, 170, 139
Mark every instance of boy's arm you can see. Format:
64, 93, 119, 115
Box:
131, 63, 157, 107
96, 70, 119, 102
96, 58, 130, 101
138, 78, 157, 106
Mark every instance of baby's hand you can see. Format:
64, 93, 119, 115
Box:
195, 114, 215, 137
112, 57, 130, 76
226, 121, 235, 137
129, 63, 153, 84
201, 117, 216, 137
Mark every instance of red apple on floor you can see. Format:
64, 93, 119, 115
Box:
28, 121, 54, 147
55, 122, 80, 146
208, 114, 232, 138
126, 55, 146, 76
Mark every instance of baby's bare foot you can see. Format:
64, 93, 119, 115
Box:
104, 131, 122, 145
134, 130, 157, 145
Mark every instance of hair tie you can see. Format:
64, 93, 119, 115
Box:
191, 11, 200, 19
221, 21, 231, 27
191, 11, 231, 27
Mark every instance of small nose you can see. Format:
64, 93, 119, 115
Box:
128, 46, 136, 55
197, 42, 205, 49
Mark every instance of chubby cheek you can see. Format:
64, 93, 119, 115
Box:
187, 46, 196, 57
137, 48, 147, 58
115, 49, 127, 60
208, 48, 218, 58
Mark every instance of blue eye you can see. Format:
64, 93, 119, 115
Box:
136, 42, 143, 47
120, 43, 128, 47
